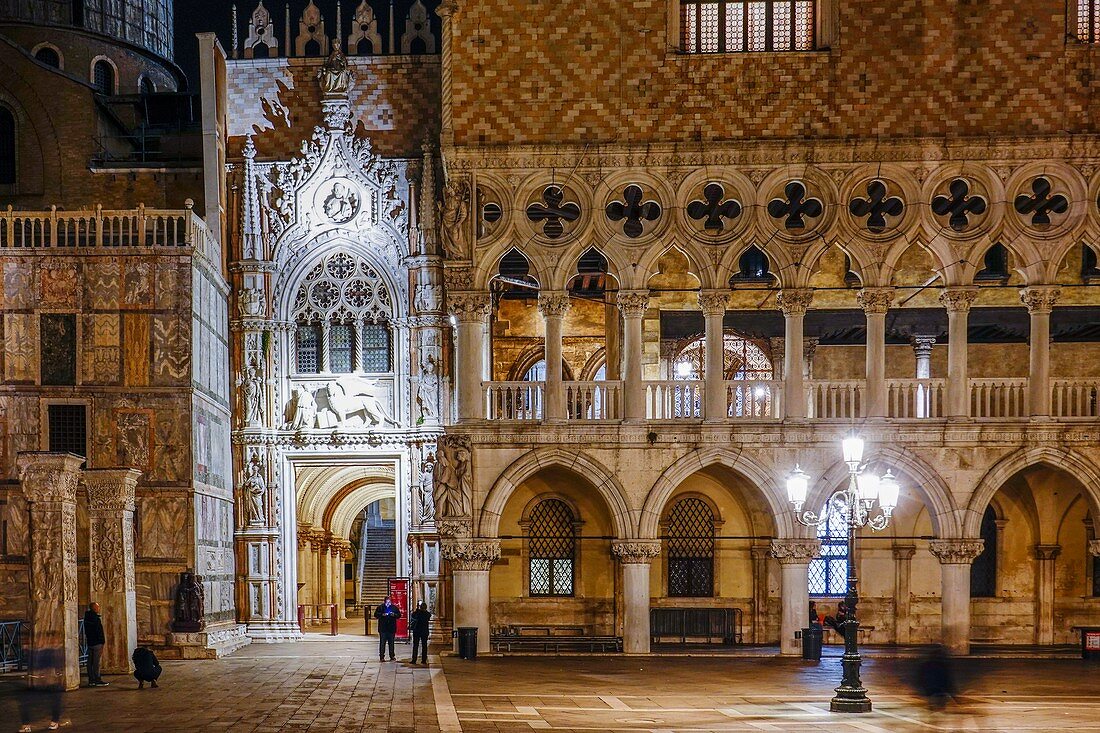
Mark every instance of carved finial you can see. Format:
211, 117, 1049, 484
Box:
231, 4, 239, 58
400, 0, 436, 53
348, 0, 382, 54
244, 0, 279, 58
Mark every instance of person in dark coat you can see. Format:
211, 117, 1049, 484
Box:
132, 646, 162, 689
824, 601, 848, 635
83, 602, 107, 687
409, 601, 431, 665
373, 596, 401, 661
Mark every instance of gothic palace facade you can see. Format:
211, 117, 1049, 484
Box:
1, 0, 1100, 671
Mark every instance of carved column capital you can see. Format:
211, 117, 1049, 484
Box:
83, 469, 141, 513
911, 334, 937, 358
1020, 285, 1061, 315
18, 452, 84, 504
697, 289, 730, 317
441, 538, 500, 571
929, 539, 984, 564
537, 291, 572, 319
447, 291, 492, 323
611, 540, 661, 564
857, 287, 895, 315
616, 290, 650, 319
769, 538, 820, 564
1034, 543, 1062, 561
892, 544, 917, 561
938, 286, 979, 314
776, 289, 813, 317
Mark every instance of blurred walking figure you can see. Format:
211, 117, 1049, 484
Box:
823, 601, 848, 634
917, 644, 957, 711
409, 601, 431, 665
17, 644, 68, 732
83, 602, 107, 687
132, 646, 162, 689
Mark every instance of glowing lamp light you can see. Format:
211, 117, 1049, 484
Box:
675, 361, 694, 378
786, 465, 810, 509
856, 471, 880, 504
842, 435, 865, 466
878, 470, 900, 513
754, 386, 766, 398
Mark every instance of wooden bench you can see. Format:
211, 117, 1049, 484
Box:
491, 625, 622, 653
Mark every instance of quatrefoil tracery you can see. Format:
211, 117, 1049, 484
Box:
848, 180, 904, 234
767, 181, 823, 230
605, 184, 662, 238
931, 178, 987, 232
526, 185, 582, 239
1013, 176, 1068, 227
687, 182, 743, 233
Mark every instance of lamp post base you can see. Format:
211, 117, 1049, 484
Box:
830, 686, 872, 713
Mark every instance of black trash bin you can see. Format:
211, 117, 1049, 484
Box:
456, 626, 478, 659
801, 625, 822, 661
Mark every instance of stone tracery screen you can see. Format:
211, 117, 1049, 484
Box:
681, 0, 814, 53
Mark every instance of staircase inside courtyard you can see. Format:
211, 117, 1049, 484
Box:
359, 519, 396, 608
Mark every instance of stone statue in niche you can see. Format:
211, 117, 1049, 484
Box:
438, 179, 471, 260
418, 451, 436, 525
318, 45, 352, 97
434, 436, 472, 518
415, 353, 440, 423
243, 452, 267, 525
172, 571, 205, 632
284, 385, 317, 429
239, 360, 265, 427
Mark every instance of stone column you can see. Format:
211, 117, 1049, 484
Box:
332, 540, 347, 620
315, 532, 331, 624
1090, 540, 1100, 597
612, 541, 660, 654
750, 544, 770, 644
939, 287, 978, 418
296, 527, 312, 607
448, 292, 492, 421
803, 337, 819, 380
1021, 286, 1060, 418
892, 545, 916, 645
770, 538, 820, 656
18, 452, 83, 690
443, 539, 500, 654
84, 468, 141, 674
699, 290, 729, 421
930, 539, 984, 654
618, 291, 650, 421
911, 336, 936, 417
777, 290, 813, 419
1034, 544, 1061, 645
858, 287, 893, 418
539, 291, 571, 421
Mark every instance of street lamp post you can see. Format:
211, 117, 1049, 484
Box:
785, 436, 900, 714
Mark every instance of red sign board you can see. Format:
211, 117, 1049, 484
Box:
388, 577, 410, 640
1086, 631, 1100, 651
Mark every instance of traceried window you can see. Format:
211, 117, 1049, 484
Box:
528, 499, 575, 596
292, 251, 394, 374
809, 504, 848, 596
681, 0, 814, 53
666, 498, 715, 597
1077, 0, 1100, 43
970, 507, 997, 598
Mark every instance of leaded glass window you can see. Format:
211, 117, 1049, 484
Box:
528, 499, 575, 596
970, 507, 997, 598
808, 505, 848, 596
681, 0, 814, 53
666, 498, 715, 597
362, 323, 391, 372
1078, 0, 1100, 43
329, 324, 354, 373
296, 324, 320, 373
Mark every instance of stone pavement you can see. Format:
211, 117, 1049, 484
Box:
2, 640, 1100, 732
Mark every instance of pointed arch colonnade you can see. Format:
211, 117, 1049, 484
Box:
442, 440, 1100, 655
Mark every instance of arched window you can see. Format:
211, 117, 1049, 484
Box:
975, 244, 1009, 283
731, 245, 774, 283
681, 0, 814, 53
523, 360, 546, 382
809, 505, 848, 596
666, 498, 715, 597
0, 106, 15, 185
292, 251, 393, 374
528, 499, 575, 596
34, 46, 61, 68
138, 76, 155, 95
970, 507, 997, 598
92, 59, 115, 94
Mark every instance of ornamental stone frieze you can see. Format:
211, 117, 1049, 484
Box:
611, 540, 661, 564
929, 539, 985, 564
441, 539, 500, 571
768, 538, 821, 564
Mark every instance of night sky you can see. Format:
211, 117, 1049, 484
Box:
173, 0, 436, 90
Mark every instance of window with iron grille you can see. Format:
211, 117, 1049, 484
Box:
92, 59, 114, 94
361, 323, 391, 372
970, 507, 997, 598
329, 323, 354, 373
808, 505, 848, 596
48, 404, 87, 457
1077, 0, 1100, 42
666, 498, 715, 597
681, 1, 814, 53
528, 499, 575, 596
296, 324, 320, 373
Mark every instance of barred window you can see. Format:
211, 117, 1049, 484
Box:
666, 498, 715, 597
330, 323, 354, 373
296, 324, 321, 373
528, 499, 575, 596
1077, 0, 1100, 42
809, 505, 847, 596
48, 404, 87, 457
92, 59, 115, 94
970, 507, 997, 598
682, 0, 814, 53
362, 323, 391, 372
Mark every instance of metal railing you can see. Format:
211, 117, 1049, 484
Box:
565, 380, 622, 420
970, 378, 1028, 418
886, 378, 946, 418
0, 620, 25, 672
646, 380, 704, 419
649, 607, 743, 645
725, 380, 782, 418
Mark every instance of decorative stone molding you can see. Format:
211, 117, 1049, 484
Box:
616, 290, 650, 318
938, 287, 979, 314
83, 469, 140, 512
857, 287, 895, 315
768, 538, 820, 564
929, 539, 985, 564
611, 540, 661, 564
1020, 285, 1061, 315
18, 452, 84, 504
697, 290, 730, 317
1034, 543, 1062, 561
776, 289, 813, 317
441, 539, 500, 571
437, 518, 473, 539
537, 291, 572, 319
891, 545, 917, 561
447, 291, 492, 323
